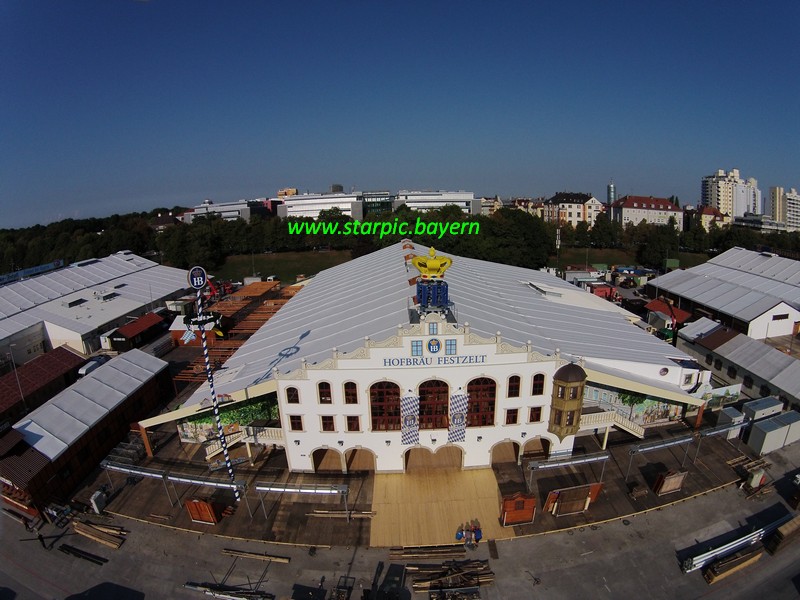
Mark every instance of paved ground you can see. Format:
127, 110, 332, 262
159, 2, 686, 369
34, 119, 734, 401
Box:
2, 439, 799, 599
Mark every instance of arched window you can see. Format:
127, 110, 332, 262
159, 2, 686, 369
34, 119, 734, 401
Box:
370, 381, 401, 431
418, 379, 449, 429
318, 382, 332, 403
344, 381, 358, 404
507, 375, 520, 398
286, 387, 299, 404
467, 377, 496, 427
532, 373, 545, 396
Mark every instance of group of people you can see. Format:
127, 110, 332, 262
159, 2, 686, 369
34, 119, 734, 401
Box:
455, 520, 483, 549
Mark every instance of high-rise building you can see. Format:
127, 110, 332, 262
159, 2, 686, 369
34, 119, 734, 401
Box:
786, 188, 800, 232
607, 180, 617, 206
701, 169, 761, 218
768, 187, 787, 222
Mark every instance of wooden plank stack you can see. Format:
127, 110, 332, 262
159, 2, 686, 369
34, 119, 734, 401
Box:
765, 515, 800, 555
702, 543, 763, 584
72, 520, 127, 549
389, 545, 466, 560
408, 559, 494, 592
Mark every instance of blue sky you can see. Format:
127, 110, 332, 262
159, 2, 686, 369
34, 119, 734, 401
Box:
2, 1, 798, 229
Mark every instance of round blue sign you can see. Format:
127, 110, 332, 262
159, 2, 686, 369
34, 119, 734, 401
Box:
188, 266, 208, 290
427, 338, 441, 353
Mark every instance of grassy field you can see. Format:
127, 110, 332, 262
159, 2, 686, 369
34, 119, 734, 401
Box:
210, 250, 353, 284
549, 247, 710, 270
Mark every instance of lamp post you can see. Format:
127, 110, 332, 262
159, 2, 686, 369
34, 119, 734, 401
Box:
7, 348, 28, 415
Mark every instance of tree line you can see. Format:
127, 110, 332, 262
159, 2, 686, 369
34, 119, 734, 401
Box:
2, 204, 800, 276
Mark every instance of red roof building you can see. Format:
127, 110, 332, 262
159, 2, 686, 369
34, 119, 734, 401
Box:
109, 312, 165, 352
0, 346, 85, 424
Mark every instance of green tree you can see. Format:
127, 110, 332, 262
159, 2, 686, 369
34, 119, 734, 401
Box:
618, 392, 646, 420
574, 221, 590, 247
590, 213, 617, 248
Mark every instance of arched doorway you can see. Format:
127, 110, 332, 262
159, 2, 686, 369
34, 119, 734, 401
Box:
404, 445, 463, 471
521, 437, 551, 461
344, 447, 376, 473
312, 447, 344, 473
490, 440, 520, 465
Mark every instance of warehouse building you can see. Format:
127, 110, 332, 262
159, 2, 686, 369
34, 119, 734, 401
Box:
0, 251, 190, 361
141, 242, 705, 474
646, 247, 800, 340
678, 317, 800, 410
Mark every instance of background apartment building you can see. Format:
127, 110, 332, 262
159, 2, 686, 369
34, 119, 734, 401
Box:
542, 192, 604, 228
767, 187, 800, 231
610, 195, 682, 229
701, 169, 761, 218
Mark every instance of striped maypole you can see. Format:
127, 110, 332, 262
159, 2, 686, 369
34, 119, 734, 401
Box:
195, 287, 241, 502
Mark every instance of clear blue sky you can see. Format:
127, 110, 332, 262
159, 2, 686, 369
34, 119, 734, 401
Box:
2, 1, 798, 229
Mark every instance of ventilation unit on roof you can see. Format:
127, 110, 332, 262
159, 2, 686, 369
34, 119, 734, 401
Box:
63, 298, 87, 308
525, 282, 563, 298
113, 283, 126, 289
76, 259, 100, 267
101, 292, 118, 301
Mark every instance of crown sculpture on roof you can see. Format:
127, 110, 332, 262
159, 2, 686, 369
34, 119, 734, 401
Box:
411, 247, 453, 280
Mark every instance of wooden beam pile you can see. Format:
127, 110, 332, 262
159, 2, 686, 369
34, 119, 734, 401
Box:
389, 545, 466, 560
702, 543, 763, 584
221, 548, 291, 563
765, 515, 800, 555
408, 559, 494, 592
72, 520, 127, 549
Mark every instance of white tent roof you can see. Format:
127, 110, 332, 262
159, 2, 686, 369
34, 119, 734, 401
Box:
183, 242, 694, 408
13, 349, 168, 460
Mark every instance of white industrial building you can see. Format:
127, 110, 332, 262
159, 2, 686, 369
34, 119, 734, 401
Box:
142, 242, 705, 475
181, 198, 275, 223
395, 190, 479, 215
0, 252, 189, 362
647, 247, 800, 340
277, 190, 479, 220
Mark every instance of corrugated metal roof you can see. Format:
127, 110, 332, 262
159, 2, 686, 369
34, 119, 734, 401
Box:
0, 442, 50, 489
0, 346, 86, 413
0, 429, 25, 456
713, 335, 800, 399
0, 252, 189, 339
650, 247, 800, 322
696, 327, 739, 350
12, 349, 167, 460
183, 242, 695, 408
